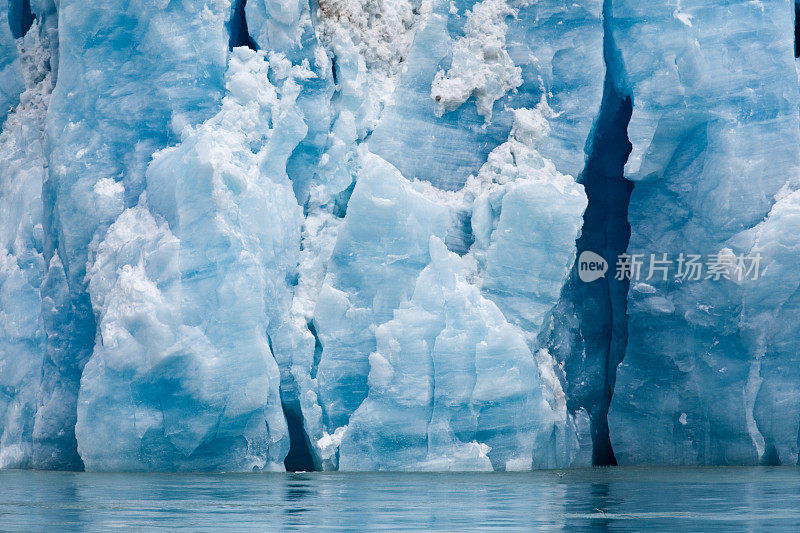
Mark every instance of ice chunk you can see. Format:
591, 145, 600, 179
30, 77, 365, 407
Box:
76, 48, 303, 471
431, 0, 522, 119
312, 104, 586, 470
37, 0, 233, 469
338, 236, 576, 471
308, 153, 454, 468
468, 105, 589, 338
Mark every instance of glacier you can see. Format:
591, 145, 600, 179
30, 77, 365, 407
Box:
1, 0, 800, 472
607, 0, 800, 466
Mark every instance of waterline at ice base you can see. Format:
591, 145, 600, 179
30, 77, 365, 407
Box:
3, 0, 800, 475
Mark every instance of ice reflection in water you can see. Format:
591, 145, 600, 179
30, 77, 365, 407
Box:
2, 468, 800, 531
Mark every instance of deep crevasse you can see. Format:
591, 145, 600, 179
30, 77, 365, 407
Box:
545, 0, 633, 467
1, 0, 800, 472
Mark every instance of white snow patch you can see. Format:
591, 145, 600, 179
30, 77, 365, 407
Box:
317, 426, 348, 462
673, 10, 693, 27
93, 177, 124, 199
431, 0, 522, 119
632, 282, 657, 294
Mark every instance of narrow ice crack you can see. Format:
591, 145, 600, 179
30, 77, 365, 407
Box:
743, 348, 766, 463
308, 320, 323, 380
547, 0, 633, 466
794, 0, 800, 58
229, 0, 257, 50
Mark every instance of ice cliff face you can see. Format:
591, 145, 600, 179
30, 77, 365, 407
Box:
0, 0, 799, 472
608, 0, 800, 466
76, 48, 307, 471
0, 19, 51, 469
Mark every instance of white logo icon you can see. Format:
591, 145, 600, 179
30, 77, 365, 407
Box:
578, 251, 608, 283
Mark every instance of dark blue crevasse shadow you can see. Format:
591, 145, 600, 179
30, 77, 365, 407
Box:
546, 0, 633, 466
229, 0, 257, 51
8, 0, 35, 39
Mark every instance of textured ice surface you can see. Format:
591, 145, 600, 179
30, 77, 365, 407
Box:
283, 0, 600, 470
0, 22, 51, 469
37, 0, 233, 469
246, 0, 335, 205
0, 4, 23, 126
76, 48, 304, 471
311, 105, 587, 470
368, 0, 604, 190
3, 0, 800, 473
338, 236, 569, 471
310, 153, 454, 468
469, 107, 590, 338
608, 0, 800, 466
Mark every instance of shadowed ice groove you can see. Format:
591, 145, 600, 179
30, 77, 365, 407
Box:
545, 0, 633, 467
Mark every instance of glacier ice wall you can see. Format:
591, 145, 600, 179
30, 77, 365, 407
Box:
288, 0, 601, 468
76, 48, 306, 471
607, 0, 800, 466
2, 0, 800, 472
0, 19, 51, 469
37, 0, 233, 469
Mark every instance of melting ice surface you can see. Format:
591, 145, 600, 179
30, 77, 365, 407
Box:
0, 0, 799, 472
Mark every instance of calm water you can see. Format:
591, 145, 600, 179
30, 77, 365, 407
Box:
2, 467, 800, 531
